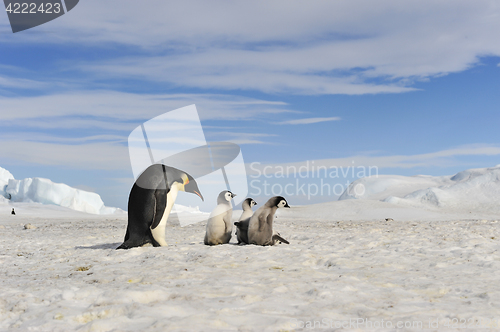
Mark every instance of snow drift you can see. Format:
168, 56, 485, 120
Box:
0, 166, 122, 215
340, 166, 500, 213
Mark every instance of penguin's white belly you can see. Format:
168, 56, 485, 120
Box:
206, 213, 227, 235
150, 185, 179, 246
205, 204, 232, 244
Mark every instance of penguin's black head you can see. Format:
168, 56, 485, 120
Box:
243, 197, 257, 208
134, 165, 203, 202
268, 196, 290, 208
160, 165, 203, 201
218, 190, 236, 204
182, 173, 204, 201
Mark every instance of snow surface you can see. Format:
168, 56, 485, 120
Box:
0, 167, 123, 215
1, 166, 500, 331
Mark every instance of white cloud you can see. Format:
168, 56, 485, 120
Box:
278, 117, 341, 125
80, 55, 416, 95
0, 139, 130, 171
6, 0, 497, 94
0, 92, 294, 169
0, 91, 293, 123
205, 131, 278, 145
0, 75, 48, 90
248, 145, 500, 175
0, 133, 127, 144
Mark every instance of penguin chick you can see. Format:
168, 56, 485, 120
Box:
247, 196, 290, 246
117, 164, 203, 250
234, 198, 257, 244
234, 217, 250, 244
204, 190, 236, 245
239, 198, 257, 221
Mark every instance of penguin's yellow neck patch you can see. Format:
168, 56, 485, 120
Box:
180, 173, 189, 191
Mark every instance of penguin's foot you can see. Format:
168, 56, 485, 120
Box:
116, 243, 129, 250
272, 233, 290, 245
153, 239, 168, 247
116, 238, 152, 250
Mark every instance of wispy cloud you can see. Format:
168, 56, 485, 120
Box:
0, 75, 48, 90
205, 131, 278, 145
0, 91, 293, 122
6, 0, 493, 95
0, 132, 127, 144
0, 92, 293, 168
0, 139, 129, 171
248, 145, 500, 175
278, 117, 341, 125
1, 2, 498, 95
79, 55, 416, 95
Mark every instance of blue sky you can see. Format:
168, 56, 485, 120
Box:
1, 1, 500, 210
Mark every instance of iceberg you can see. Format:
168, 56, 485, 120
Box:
1, 166, 122, 215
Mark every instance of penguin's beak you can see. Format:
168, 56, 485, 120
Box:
285, 202, 290, 208
194, 190, 204, 201
184, 175, 204, 201
231, 193, 237, 198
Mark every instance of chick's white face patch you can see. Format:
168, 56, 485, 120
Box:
278, 200, 287, 208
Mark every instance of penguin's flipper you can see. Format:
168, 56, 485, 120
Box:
235, 219, 249, 231
223, 212, 232, 233
150, 188, 167, 230
272, 234, 290, 245
257, 214, 266, 231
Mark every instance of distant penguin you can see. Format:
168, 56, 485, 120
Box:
234, 198, 257, 244
117, 164, 203, 250
247, 196, 290, 246
11, 208, 15, 215
204, 190, 236, 245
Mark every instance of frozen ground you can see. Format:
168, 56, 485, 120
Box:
1, 166, 500, 331
1, 202, 500, 331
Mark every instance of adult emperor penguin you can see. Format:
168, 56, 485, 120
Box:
234, 198, 257, 244
204, 190, 236, 245
247, 196, 290, 246
117, 164, 203, 250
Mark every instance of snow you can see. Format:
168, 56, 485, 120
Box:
0, 166, 123, 215
340, 166, 500, 214
1, 166, 500, 331
172, 205, 203, 214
